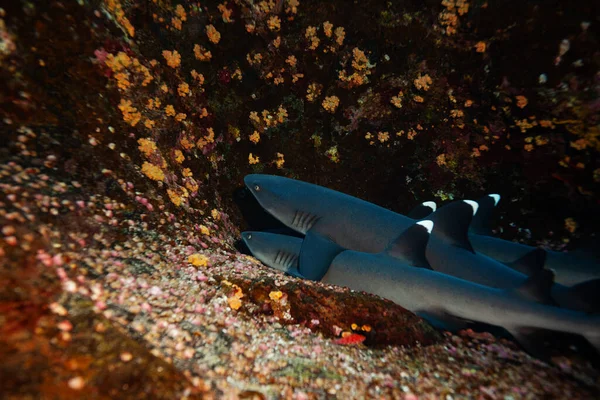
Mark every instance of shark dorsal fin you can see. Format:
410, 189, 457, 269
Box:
508, 248, 546, 276
430, 200, 477, 252
298, 230, 345, 281
509, 268, 555, 305
470, 194, 501, 236
407, 201, 437, 219
385, 220, 433, 269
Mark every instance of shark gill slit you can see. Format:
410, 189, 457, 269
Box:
293, 209, 319, 231
292, 209, 301, 228
304, 213, 319, 230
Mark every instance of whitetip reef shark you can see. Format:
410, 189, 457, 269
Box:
424, 200, 594, 311
469, 194, 600, 287
243, 174, 600, 303
241, 224, 600, 357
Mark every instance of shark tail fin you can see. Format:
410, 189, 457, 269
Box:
407, 201, 437, 219
508, 248, 546, 276
470, 194, 501, 236
384, 220, 433, 269
429, 200, 478, 252
569, 278, 600, 313
298, 230, 345, 281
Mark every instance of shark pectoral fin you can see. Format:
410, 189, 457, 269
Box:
430, 200, 477, 252
407, 201, 437, 219
470, 194, 500, 236
505, 326, 552, 362
569, 279, 600, 313
508, 268, 556, 305
385, 221, 433, 269
416, 311, 467, 332
508, 248, 546, 276
298, 230, 344, 281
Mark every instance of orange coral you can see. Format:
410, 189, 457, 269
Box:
305, 26, 319, 50
334, 27, 345, 46
141, 162, 164, 181
306, 82, 322, 102
475, 41, 486, 53
218, 2, 233, 23
105, 0, 135, 37
175, 4, 187, 21
274, 152, 285, 169
193, 44, 212, 61
516, 95, 528, 108
268, 16, 281, 31
206, 25, 221, 44
191, 70, 205, 84
197, 128, 215, 148
188, 253, 208, 267
162, 50, 181, 68
323, 21, 333, 37
165, 105, 176, 117
249, 131, 260, 144
248, 153, 260, 164
118, 99, 141, 126
174, 150, 185, 164
167, 187, 189, 207
178, 82, 190, 97
322, 96, 340, 113
414, 74, 433, 91
138, 138, 157, 157
391, 91, 404, 108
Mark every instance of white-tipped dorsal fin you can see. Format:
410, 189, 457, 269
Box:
407, 201, 437, 219
463, 200, 479, 216
385, 221, 433, 269
429, 201, 476, 252
489, 194, 501, 206
417, 219, 434, 233
422, 201, 437, 212
470, 194, 501, 236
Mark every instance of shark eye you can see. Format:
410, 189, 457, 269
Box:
254, 185, 260, 191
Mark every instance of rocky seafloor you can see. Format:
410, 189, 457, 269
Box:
1, 0, 599, 398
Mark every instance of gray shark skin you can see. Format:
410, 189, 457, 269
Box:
244, 174, 600, 286
244, 174, 414, 280
244, 174, 414, 252
241, 226, 600, 355
424, 200, 594, 311
321, 250, 600, 354
470, 232, 600, 286
240, 231, 303, 278
469, 194, 600, 286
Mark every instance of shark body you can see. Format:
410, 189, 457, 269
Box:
245, 175, 599, 311
241, 226, 600, 355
